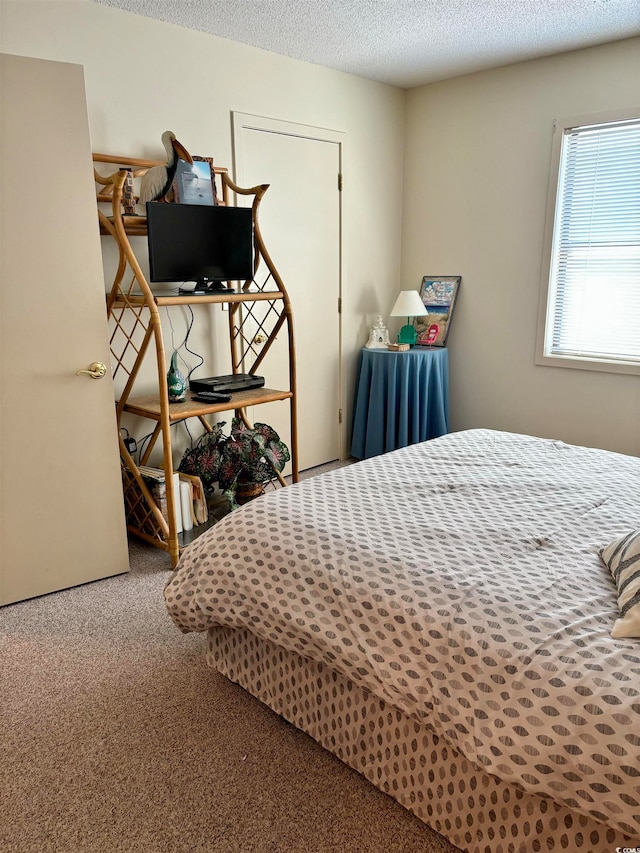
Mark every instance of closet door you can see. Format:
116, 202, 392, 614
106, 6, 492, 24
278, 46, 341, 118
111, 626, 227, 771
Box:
0, 53, 129, 605
233, 114, 344, 472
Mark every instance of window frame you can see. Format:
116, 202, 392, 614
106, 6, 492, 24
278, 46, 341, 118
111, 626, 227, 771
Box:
535, 107, 640, 376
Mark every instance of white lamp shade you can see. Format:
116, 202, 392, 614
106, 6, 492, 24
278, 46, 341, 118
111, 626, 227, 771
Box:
390, 290, 427, 318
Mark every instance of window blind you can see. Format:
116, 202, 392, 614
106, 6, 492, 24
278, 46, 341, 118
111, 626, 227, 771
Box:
546, 118, 640, 364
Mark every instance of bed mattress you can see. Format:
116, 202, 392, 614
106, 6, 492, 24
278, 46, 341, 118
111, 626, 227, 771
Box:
165, 429, 640, 840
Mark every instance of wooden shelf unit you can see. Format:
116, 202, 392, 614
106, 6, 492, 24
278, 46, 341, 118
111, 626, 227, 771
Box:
93, 152, 299, 567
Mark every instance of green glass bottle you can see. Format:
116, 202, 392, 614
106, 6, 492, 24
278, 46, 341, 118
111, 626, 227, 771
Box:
167, 350, 187, 403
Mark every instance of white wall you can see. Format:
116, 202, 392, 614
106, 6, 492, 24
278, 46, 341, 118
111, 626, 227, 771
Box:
0, 0, 405, 457
403, 38, 640, 455
3, 2, 638, 457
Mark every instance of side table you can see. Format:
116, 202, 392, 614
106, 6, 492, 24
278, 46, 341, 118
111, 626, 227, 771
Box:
351, 347, 449, 460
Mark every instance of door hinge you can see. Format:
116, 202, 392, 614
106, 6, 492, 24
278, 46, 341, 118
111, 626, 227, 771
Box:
338, 296, 342, 314
339, 408, 343, 424
338, 173, 343, 191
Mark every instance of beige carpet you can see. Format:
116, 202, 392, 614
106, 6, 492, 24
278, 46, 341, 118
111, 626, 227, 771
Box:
0, 463, 460, 853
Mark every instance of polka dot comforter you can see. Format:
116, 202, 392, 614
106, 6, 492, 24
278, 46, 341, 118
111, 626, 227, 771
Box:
165, 429, 640, 838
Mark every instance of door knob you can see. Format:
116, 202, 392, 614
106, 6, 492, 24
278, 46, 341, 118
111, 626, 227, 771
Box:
76, 361, 107, 379
253, 334, 266, 344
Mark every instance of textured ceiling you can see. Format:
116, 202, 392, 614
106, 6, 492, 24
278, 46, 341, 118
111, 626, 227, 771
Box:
95, 0, 640, 88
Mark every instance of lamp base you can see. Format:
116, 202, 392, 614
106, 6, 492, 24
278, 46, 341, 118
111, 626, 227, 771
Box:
398, 324, 417, 346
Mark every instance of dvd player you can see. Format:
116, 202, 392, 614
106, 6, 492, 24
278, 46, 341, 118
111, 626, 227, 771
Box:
189, 374, 265, 394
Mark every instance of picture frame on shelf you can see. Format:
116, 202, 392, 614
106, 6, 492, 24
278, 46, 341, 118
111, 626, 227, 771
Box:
413, 275, 461, 347
193, 156, 219, 205
172, 156, 217, 205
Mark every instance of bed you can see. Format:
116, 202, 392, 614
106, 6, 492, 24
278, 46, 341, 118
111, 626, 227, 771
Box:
165, 429, 640, 852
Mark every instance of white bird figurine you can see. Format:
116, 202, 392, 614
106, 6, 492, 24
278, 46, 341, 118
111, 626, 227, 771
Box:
139, 130, 193, 203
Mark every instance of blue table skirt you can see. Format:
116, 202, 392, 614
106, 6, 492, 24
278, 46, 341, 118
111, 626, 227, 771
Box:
351, 347, 450, 459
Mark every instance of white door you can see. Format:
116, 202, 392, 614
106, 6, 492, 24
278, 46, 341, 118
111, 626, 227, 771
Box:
232, 114, 343, 472
0, 54, 129, 605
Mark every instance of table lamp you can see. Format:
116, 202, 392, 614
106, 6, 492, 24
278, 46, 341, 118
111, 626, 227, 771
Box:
390, 290, 427, 346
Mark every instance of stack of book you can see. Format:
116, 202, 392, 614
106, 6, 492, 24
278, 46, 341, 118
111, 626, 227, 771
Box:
138, 466, 208, 533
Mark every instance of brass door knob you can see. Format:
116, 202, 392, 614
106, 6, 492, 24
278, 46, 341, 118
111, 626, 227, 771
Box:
76, 361, 107, 379
253, 334, 266, 344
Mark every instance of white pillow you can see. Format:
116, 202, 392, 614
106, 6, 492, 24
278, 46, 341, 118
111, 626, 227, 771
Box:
600, 530, 640, 639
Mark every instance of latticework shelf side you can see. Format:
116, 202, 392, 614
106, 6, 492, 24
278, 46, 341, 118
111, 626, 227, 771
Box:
121, 467, 169, 549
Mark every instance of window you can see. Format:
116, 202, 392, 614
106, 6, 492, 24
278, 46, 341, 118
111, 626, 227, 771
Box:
536, 111, 640, 374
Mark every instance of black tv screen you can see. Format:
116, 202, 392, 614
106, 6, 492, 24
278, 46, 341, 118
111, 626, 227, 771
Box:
146, 202, 253, 291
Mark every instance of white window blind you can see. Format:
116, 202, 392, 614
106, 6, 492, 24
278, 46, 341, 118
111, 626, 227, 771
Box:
545, 117, 640, 365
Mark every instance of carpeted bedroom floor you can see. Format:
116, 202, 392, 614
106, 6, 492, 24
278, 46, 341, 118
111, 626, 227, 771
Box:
0, 461, 460, 853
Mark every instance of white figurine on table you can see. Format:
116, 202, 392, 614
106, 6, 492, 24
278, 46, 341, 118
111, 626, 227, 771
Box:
365, 315, 390, 348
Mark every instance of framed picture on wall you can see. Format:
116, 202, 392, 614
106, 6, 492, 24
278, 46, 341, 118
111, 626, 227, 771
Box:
413, 275, 461, 347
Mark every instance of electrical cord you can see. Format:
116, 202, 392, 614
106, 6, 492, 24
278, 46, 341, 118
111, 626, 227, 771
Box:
183, 306, 204, 381
136, 431, 155, 464
166, 305, 204, 381
181, 418, 194, 448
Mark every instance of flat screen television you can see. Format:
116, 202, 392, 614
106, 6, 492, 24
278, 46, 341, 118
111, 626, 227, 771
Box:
146, 202, 254, 293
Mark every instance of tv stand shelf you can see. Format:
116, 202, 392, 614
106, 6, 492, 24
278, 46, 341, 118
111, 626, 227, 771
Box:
94, 151, 299, 567
123, 388, 293, 421
154, 290, 286, 306
110, 290, 287, 309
